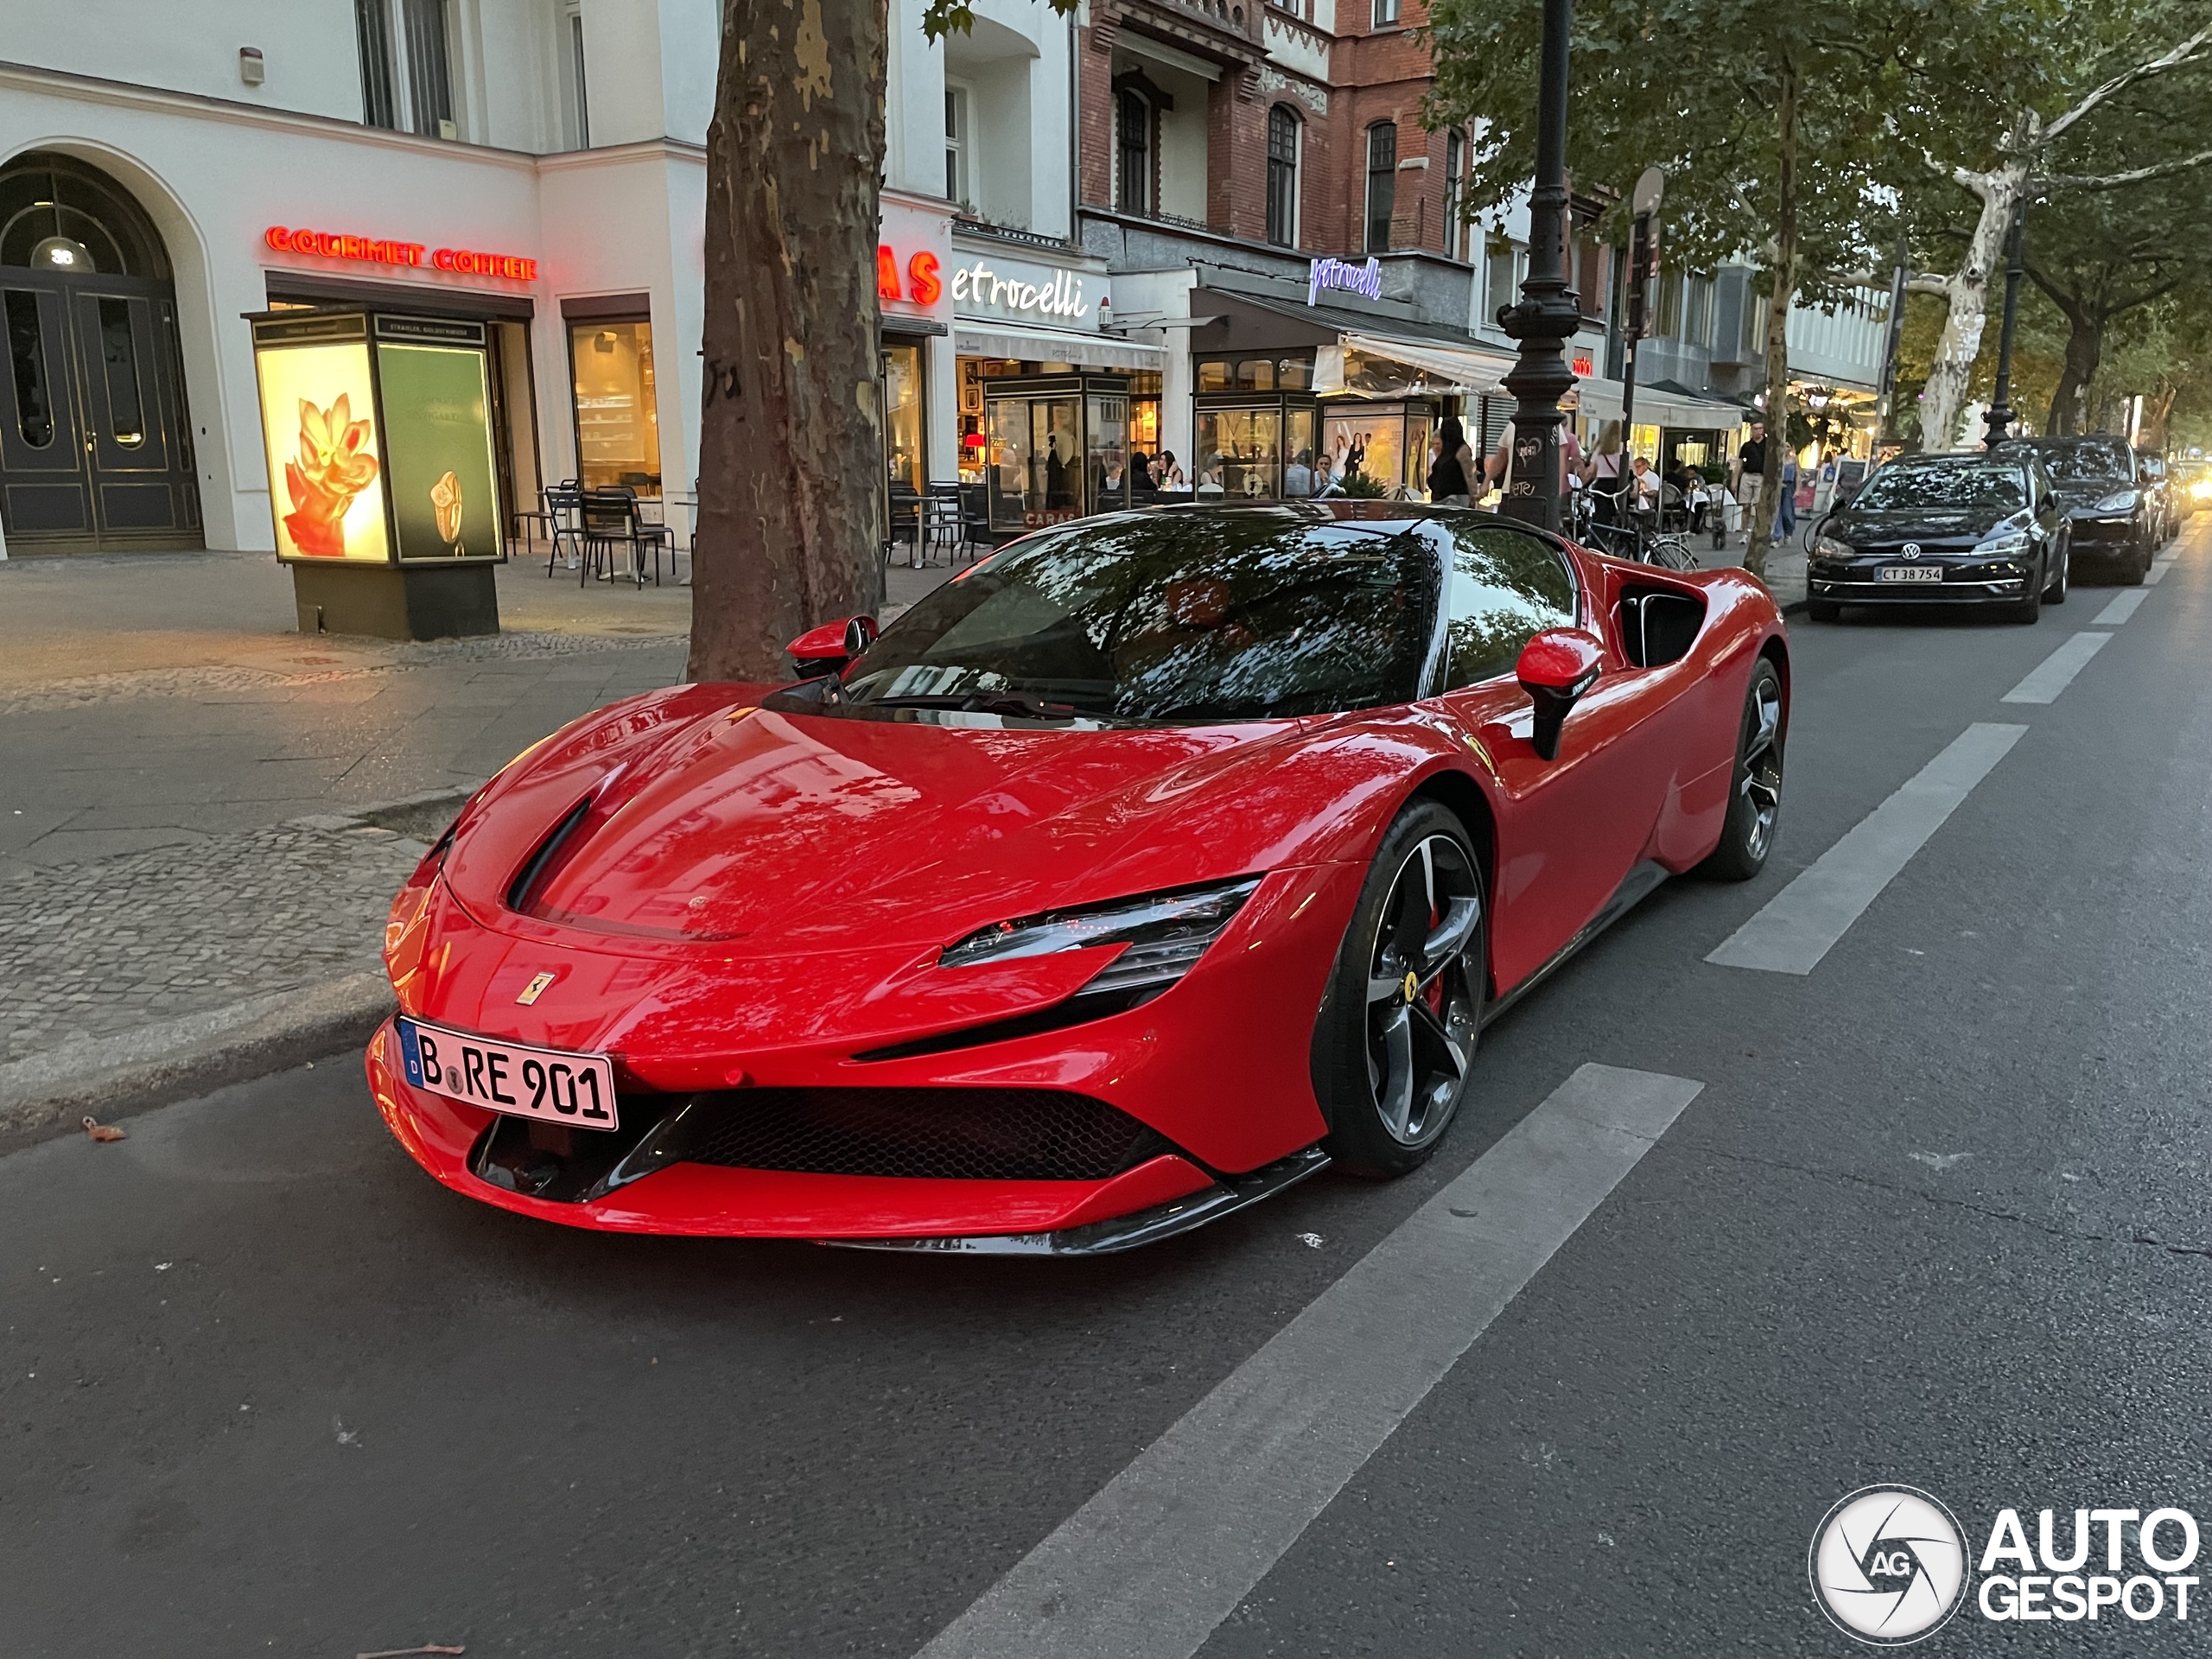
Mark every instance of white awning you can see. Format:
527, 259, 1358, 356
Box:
954, 321, 1164, 372
1316, 334, 1514, 397
1576, 375, 1749, 432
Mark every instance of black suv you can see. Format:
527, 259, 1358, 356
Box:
1805, 452, 2066, 624
1992, 437, 2156, 582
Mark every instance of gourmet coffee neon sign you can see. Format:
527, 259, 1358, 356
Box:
264, 226, 538, 283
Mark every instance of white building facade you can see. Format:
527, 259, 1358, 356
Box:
0, 0, 1088, 558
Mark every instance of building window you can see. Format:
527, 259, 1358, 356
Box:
1443, 129, 1467, 261
944, 86, 970, 207
1654, 270, 1683, 338
569, 317, 662, 494
355, 0, 397, 129
1686, 274, 1713, 348
1573, 227, 1605, 321
568, 8, 589, 148
1364, 123, 1396, 254
1266, 105, 1300, 249
1484, 237, 1519, 327
354, 0, 457, 137
1371, 0, 1400, 25
1116, 88, 1153, 216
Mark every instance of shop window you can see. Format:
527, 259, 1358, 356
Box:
1127, 369, 1162, 464
1324, 404, 1430, 494
4, 290, 54, 449
1236, 358, 1274, 391
881, 342, 925, 495
1266, 105, 1301, 250
96, 298, 144, 448
1116, 88, 1153, 216
1277, 356, 1314, 390
1284, 407, 1319, 497
1194, 407, 1281, 499
1365, 124, 1396, 254
568, 318, 661, 494
987, 394, 1081, 525
1197, 359, 1230, 392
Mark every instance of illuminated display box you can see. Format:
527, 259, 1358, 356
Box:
249, 308, 505, 639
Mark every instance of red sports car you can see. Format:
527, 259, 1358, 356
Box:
368, 504, 1787, 1253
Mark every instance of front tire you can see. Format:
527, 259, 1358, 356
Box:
2044, 543, 2069, 603
2009, 569, 2044, 624
1313, 802, 1485, 1179
1697, 658, 1785, 881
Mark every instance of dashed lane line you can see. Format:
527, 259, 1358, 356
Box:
2002, 630, 2113, 705
2093, 589, 2149, 626
2144, 563, 2169, 586
912, 1064, 1706, 1659
1707, 723, 2028, 976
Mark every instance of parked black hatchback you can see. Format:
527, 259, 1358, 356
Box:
1805, 453, 2067, 624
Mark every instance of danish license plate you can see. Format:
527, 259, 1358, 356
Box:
396, 1017, 618, 1128
1877, 564, 1943, 584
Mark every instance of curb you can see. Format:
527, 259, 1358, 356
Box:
0, 972, 394, 1152
0, 783, 481, 1153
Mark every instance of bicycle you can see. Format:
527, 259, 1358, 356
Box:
1577, 499, 1700, 571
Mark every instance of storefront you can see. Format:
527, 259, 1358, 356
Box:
1176, 284, 1510, 500
877, 192, 955, 522
950, 232, 1151, 525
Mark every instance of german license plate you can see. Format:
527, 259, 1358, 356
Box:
1877, 564, 1943, 584
396, 1017, 618, 1128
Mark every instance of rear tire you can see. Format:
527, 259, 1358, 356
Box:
1312, 801, 1485, 1179
1697, 659, 1786, 881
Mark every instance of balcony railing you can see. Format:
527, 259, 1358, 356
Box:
1145, 0, 1262, 43
954, 216, 1078, 252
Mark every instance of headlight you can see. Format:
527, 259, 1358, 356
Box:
2093, 490, 2139, 513
1813, 535, 1855, 561
2190, 479, 2212, 501
1975, 530, 2028, 556
940, 877, 1262, 995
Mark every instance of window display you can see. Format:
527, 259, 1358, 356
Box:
568, 316, 659, 494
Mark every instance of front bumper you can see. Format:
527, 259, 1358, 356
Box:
1807, 553, 2031, 606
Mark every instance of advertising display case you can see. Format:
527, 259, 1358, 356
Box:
249, 308, 505, 639
982, 372, 1131, 533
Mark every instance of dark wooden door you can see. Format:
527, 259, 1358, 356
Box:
0, 270, 200, 550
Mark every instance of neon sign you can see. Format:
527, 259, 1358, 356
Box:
1572, 352, 1594, 377
264, 226, 537, 283
878, 247, 943, 307
1308, 255, 1382, 305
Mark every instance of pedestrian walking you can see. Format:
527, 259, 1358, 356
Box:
1427, 416, 1477, 505
1733, 420, 1768, 537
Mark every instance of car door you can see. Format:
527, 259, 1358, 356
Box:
1427, 519, 1679, 995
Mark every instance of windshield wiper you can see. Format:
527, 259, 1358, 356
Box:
865, 691, 1113, 721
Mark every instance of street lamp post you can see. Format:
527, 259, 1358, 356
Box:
1982, 200, 2026, 448
1496, 0, 1579, 532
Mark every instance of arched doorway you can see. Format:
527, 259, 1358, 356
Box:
0, 150, 202, 551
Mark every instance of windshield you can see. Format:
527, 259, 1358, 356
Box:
1852, 465, 2024, 512
2002, 440, 2133, 482
816, 510, 1439, 723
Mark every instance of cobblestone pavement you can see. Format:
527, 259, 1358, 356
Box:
0, 820, 425, 1066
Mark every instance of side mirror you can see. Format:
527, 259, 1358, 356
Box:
1515, 627, 1605, 761
785, 614, 880, 677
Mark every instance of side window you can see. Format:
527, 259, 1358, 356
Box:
1443, 522, 1577, 689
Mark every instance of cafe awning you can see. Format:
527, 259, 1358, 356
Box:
1577, 375, 1751, 432
1315, 334, 1514, 398
954, 320, 1164, 372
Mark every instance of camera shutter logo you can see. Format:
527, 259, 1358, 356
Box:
1809, 1486, 1970, 1645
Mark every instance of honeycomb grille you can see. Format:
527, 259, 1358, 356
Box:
675, 1087, 1174, 1182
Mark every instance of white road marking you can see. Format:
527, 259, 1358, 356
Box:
1707, 722, 2027, 976
2144, 563, 2168, 586
912, 1064, 1704, 1659
2002, 630, 2112, 704
2093, 589, 2148, 626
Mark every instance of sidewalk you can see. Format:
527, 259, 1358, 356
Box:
0, 548, 961, 1143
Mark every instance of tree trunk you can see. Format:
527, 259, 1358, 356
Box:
2047, 307, 2103, 435
690, 0, 890, 683
1919, 160, 2027, 452
1747, 63, 1797, 581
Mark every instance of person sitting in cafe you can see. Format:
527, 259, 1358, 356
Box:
1284, 448, 1314, 498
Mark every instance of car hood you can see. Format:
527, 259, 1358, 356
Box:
2050, 479, 2131, 509
1829, 505, 2012, 543
440, 691, 1347, 958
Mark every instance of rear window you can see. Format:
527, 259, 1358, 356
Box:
810, 509, 1442, 724
2003, 440, 2133, 481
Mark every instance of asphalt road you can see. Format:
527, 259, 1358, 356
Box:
5, 527, 2210, 1657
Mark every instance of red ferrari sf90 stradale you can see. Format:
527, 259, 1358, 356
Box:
368, 503, 1787, 1253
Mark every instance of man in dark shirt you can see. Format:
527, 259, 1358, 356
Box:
1733, 420, 1769, 534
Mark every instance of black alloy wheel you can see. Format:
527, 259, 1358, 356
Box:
2044, 539, 2069, 604
2010, 561, 2044, 624
1313, 801, 1484, 1178
1698, 658, 1786, 881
